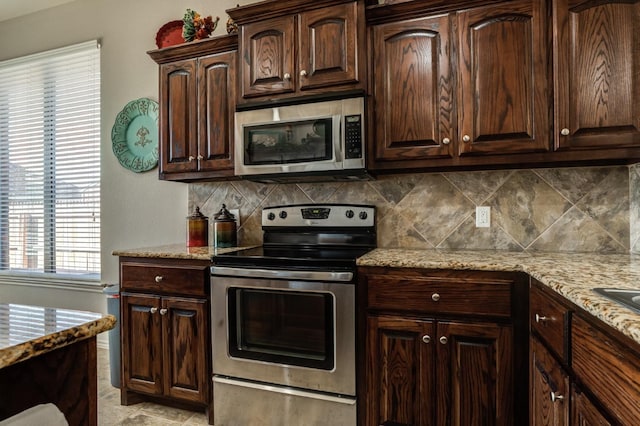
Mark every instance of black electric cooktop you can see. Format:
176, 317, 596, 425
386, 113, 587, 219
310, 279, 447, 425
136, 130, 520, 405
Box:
212, 245, 374, 270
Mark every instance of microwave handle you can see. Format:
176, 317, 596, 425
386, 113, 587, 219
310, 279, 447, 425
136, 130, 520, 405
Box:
333, 114, 343, 162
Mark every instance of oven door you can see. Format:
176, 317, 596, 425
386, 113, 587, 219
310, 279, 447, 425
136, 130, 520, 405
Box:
211, 273, 356, 396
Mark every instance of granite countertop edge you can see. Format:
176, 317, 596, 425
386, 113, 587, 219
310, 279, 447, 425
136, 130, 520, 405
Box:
357, 248, 640, 346
112, 244, 257, 261
112, 244, 640, 346
0, 314, 116, 369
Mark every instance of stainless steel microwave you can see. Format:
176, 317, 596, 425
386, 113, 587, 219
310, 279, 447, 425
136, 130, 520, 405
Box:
234, 97, 366, 181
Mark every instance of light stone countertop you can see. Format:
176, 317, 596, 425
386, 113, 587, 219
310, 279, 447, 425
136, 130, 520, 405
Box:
112, 244, 640, 346
358, 249, 640, 346
0, 304, 116, 369
112, 243, 257, 261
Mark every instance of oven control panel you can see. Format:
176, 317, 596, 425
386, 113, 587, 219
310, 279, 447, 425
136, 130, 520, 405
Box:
263, 204, 375, 227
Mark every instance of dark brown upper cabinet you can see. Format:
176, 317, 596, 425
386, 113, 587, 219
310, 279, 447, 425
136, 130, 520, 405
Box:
456, 0, 549, 156
368, 0, 549, 170
366, 0, 640, 173
148, 35, 237, 182
229, 0, 366, 103
553, 0, 640, 151
371, 14, 455, 162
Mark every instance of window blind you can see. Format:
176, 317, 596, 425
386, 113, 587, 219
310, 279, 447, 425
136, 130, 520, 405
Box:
0, 40, 101, 279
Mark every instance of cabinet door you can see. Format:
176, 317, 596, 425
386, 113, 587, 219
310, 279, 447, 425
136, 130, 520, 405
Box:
436, 321, 513, 426
530, 337, 569, 426
159, 59, 198, 173
198, 51, 236, 174
162, 297, 208, 403
371, 14, 454, 162
457, 0, 549, 155
366, 315, 435, 426
298, 2, 360, 91
554, 0, 640, 150
571, 386, 612, 426
240, 15, 295, 99
121, 293, 163, 396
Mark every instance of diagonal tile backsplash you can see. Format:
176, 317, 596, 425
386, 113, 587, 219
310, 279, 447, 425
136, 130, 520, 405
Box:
190, 165, 635, 254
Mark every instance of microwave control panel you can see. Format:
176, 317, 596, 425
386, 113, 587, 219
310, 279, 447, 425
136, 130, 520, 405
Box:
344, 115, 363, 159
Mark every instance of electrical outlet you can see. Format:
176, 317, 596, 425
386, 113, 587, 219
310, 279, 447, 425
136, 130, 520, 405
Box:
228, 209, 240, 227
476, 206, 490, 228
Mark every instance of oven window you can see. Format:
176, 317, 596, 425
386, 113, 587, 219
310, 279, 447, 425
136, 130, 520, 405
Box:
228, 288, 335, 370
243, 118, 333, 165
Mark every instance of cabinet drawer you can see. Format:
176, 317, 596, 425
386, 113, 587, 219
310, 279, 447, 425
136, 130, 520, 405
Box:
572, 315, 640, 425
366, 275, 511, 317
121, 262, 208, 296
530, 284, 569, 362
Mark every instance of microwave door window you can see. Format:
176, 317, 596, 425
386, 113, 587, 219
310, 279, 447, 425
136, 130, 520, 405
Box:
243, 118, 333, 165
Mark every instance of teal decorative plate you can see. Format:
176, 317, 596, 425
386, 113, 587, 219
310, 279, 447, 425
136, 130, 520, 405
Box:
111, 98, 159, 172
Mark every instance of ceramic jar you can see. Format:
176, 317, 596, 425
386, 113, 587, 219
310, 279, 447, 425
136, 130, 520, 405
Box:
186, 206, 209, 247
213, 204, 237, 248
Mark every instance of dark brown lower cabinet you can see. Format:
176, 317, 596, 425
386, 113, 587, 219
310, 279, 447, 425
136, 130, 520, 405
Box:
121, 294, 207, 402
530, 278, 639, 426
119, 257, 212, 424
530, 336, 569, 426
571, 386, 612, 426
359, 267, 528, 426
367, 315, 513, 425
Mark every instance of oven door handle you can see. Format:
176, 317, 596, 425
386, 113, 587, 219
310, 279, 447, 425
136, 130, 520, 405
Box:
213, 376, 356, 405
210, 266, 353, 282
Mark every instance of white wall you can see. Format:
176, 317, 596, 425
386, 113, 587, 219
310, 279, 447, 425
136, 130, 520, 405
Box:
0, 0, 247, 321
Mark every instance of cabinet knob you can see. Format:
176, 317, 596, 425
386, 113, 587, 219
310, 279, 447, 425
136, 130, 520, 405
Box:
197, 154, 203, 160
150, 307, 158, 314
155, 275, 163, 283
550, 392, 564, 403
160, 308, 168, 316
462, 135, 471, 143
300, 70, 308, 77
431, 293, 440, 302
535, 314, 548, 323
422, 334, 431, 344
283, 73, 291, 81
560, 128, 570, 136
439, 336, 448, 345
188, 156, 195, 162
442, 137, 451, 145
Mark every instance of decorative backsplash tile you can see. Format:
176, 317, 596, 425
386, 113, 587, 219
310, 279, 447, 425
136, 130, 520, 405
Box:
189, 165, 635, 254
630, 164, 640, 254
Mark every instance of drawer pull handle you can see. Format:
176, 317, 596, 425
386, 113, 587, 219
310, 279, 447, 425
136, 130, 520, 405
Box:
462, 134, 471, 143
550, 392, 564, 403
535, 314, 548, 323
150, 307, 158, 314
422, 335, 431, 344
155, 276, 164, 283
160, 308, 168, 316
439, 336, 448, 345
560, 128, 570, 136
431, 293, 440, 302
442, 137, 450, 145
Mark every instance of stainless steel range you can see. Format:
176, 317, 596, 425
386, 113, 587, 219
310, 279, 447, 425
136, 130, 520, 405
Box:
210, 203, 376, 426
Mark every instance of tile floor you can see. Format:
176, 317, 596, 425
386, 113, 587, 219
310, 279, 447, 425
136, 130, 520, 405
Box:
98, 348, 208, 425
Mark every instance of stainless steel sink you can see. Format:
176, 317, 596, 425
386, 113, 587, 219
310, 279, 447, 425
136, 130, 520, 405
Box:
593, 288, 640, 314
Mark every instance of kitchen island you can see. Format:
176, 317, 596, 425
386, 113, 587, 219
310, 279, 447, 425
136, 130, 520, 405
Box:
0, 303, 116, 425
